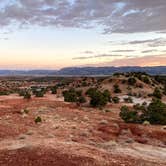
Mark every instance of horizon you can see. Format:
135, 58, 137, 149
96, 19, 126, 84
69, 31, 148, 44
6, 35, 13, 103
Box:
0, 0, 166, 69
0, 65, 166, 71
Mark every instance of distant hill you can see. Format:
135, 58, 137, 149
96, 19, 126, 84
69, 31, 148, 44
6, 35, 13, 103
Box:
0, 66, 166, 76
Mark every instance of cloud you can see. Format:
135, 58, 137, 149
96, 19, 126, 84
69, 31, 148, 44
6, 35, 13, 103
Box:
0, 0, 166, 33
98, 55, 166, 67
73, 54, 123, 60
82, 51, 94, 54
141, 49, 158, 53
111, 50, 135, 53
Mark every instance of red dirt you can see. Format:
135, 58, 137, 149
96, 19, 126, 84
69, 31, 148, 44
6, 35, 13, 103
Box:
0, 95, 166, 165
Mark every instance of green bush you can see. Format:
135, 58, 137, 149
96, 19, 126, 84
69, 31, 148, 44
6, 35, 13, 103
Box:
120, 106, 139, 123
112, 96, 120, 103
51, 86, 57, 94
145, 99, 166, 125
120, 99, 166, 125
128, 77, 136, 85
113, 84, 121, 93
86, 88, 97, 97
153, 87, 162, 99
103, 90, 111, 102
78, 96, 86, 103
35, 91, 45, 97
35, 116, 42, 123
90, 91, 108, 108
24, 91, 31, 99
124, 97, 133, 103
63, 89, 78, 102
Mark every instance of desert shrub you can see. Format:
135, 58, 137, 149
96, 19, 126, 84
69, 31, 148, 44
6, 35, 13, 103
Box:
35, 116, 42, 123
24, 109, 29, 114
113, 84, 122, 93
86, 88, 97, 97
142, 76, 150, 84
163, 85, 166, 95
120, 106, 139, 123
124, 97, 133, 103
90, 91, 108, 108
51, 86, 57, 94
24, 91, 31, 99
121, 79, 126, 84
35, 91, 45, 97
153, 87, 162, 99
112, 96, 120, 103
82, 81, 88, 87
0, 91, 10, 95
120, 99, 166, 125
19, 90, 26, 96
145, 99, 166, 125
76, 90, 82, 97
33, 87, 46, 97
78, 96, 86, 103
63, 89, 78, 102
103, 89, 111, 102
128, 77, 136, 85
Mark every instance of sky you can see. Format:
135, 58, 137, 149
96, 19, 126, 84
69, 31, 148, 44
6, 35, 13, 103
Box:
0, 0, 166, 69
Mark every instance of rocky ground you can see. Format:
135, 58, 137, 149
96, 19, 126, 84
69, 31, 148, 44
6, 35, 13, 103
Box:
0, 94, 166, 166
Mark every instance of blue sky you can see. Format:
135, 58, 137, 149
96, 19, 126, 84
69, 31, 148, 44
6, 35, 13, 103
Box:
0, 0, 166, 69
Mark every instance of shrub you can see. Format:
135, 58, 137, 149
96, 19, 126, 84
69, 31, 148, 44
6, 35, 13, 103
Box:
78, 96, 86, 103
0, 91, 9, 95
120, 99, 166, 125
90, 91, 108, 108
51, 86, 57, 94
153, 87, 162, 99
120, 106, 139, 123
103, 90, 111, 102
113, 84, 121, 93
86, 88, 97, 97
63, 89, 78, 102
142, 76, 150, 84
35, 91, 45, 97
164, 85, 166, 95
112, 96, 120, 103
24, 91, 31, 99
124, 97, 133, 103
35, 116, 42, 123
128, 77, 136, 85
145, 99, 166, 125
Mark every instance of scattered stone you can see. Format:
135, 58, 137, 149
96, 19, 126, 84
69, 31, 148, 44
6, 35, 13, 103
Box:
100, 120, 109, 125
26, 130, 34, 135
143, 121, 150, 126
83, 116, 89, 121
18, 134, 26, 140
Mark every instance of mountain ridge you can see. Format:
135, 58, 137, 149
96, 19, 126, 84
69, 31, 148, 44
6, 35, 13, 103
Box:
0, 66, 165, 76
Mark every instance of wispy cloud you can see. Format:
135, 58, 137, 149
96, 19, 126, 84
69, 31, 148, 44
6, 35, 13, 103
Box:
73, 54, 123, 60
141, 49, 158, 53
111, 50, 135, 53
0, 0, 166, 34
